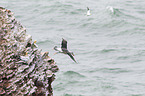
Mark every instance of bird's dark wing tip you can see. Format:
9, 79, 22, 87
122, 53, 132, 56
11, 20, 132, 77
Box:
67, 52, 77, 63
74, 60, 78, 63
87, 7, 89, 10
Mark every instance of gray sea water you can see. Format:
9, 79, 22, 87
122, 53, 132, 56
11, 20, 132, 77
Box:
1, 0, 145, 96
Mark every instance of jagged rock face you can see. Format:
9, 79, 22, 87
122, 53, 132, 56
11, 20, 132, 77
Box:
0, 7, 59, 96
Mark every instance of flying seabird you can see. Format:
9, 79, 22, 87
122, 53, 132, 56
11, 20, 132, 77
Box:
54, 38, 77, 63
106, 6, 114, 13
87, 7, 91, 16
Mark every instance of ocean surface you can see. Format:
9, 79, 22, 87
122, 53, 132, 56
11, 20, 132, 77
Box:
1, 0, 145, 96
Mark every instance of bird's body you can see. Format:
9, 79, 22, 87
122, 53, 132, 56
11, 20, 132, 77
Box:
54, 38, 77, 63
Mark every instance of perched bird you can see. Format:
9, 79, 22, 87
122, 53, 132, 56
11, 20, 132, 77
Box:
20, 52, 29, 62
54, 38, 77, 63
16, 52, 29, 65
87, 7, 91, 16
32, 40, 38, 48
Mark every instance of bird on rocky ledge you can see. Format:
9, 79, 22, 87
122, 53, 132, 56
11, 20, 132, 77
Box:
54, 38, 77, 63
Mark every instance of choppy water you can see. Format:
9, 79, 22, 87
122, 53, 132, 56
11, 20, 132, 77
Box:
1, 0, 145, 96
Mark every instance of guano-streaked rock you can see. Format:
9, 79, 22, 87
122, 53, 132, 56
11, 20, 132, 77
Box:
0, 7, 59, 96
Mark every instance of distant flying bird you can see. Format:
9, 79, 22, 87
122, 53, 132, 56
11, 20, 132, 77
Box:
87, 7, 91, 16
54, 38, 77, 63
106, 6, 114, 13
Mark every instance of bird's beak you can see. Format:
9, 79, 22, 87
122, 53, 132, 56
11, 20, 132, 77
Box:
26, 52, 28, 56
34, 40, 37, 44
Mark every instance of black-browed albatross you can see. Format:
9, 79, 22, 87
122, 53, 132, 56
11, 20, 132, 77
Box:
54, 38, 77, 63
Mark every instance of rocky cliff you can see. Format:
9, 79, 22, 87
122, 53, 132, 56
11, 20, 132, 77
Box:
0, 7, 59, 96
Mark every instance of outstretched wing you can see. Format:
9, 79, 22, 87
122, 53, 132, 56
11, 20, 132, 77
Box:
67, 52, 77, 63
87, 7, 89, 10
61, 38, 67, 49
